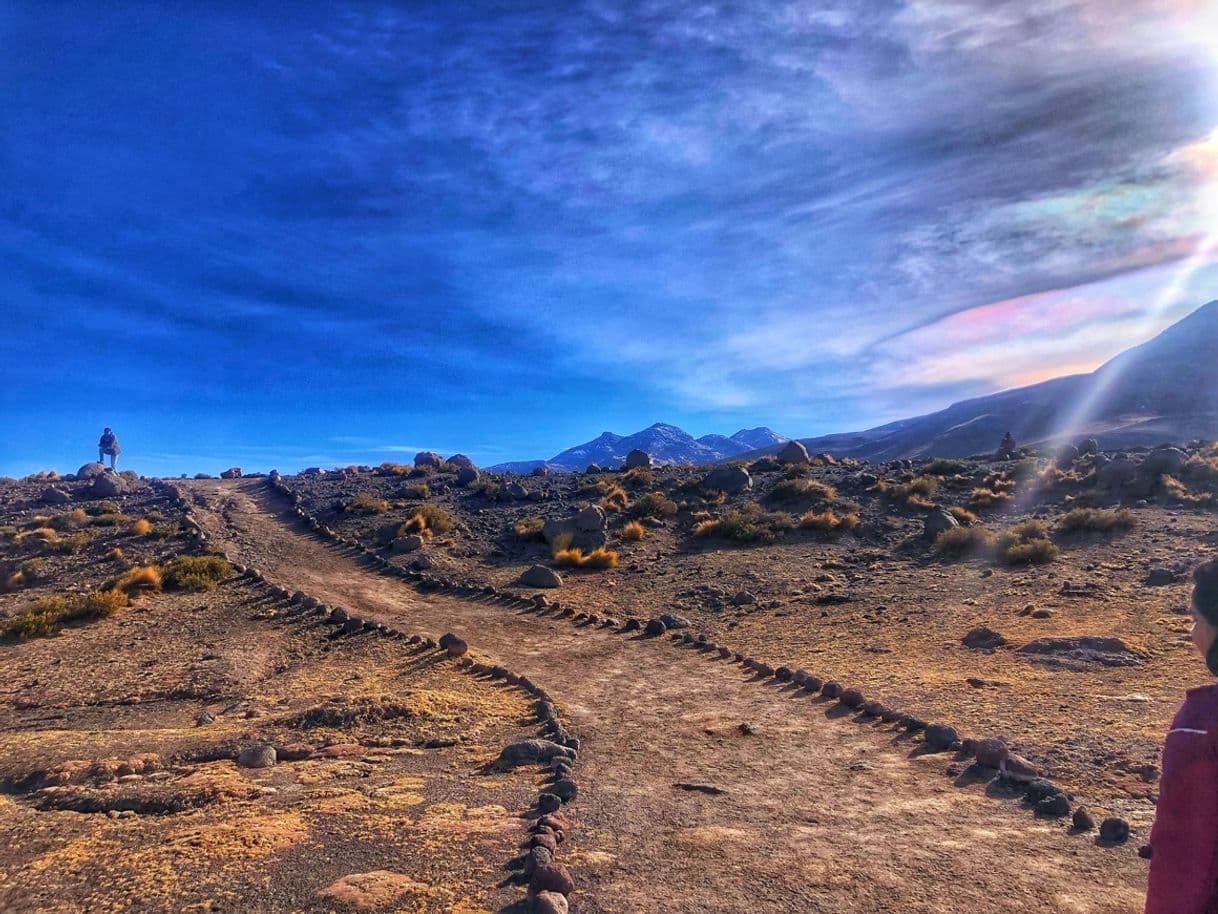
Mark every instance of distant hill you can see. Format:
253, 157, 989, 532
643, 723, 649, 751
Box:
742, 299, 1218, 462
488, 423, 788, 472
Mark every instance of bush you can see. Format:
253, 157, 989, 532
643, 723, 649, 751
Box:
947, 506, 978, 526
161, 555, 231, 591
1163, 475, 1214, 506
129, 518, 152, 536
472, 479, 500, 499
798, 510, 859, 534
969, 487, 1012, 508
90, 513, 132, 527
769, 479, 836, 504
403, 483, 430, 500
48, 533, 90, 554
996, 520, 1058, 566
108, 547, 125, 561
551, 544, 619, 569
597, 484, 629, 513
49, 508, 89, 531
2, 606, 58, 640
350, 493, 389, 514
1056, 508, 1137, 534
621, 520, 646, 541
623, 466, 653, 488
86, 501, 120, 516
379, 461, 413, 476
923, 459, 969, 476
61, 589, 128, 621
693, 502, 794, 544
114, 565, 162, 597
399, 504, 454, 535
513, 516, 545, 541
628, 492, 678, 519
934, 526, 995, 558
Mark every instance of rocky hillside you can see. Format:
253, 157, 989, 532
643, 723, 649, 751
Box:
490, 423, 787, 473
761, 299, 1218, 462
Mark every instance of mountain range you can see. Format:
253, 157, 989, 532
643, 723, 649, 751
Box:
743, 299, 1218, 462
489, 424, 787, 473
489, 300, 1218, 471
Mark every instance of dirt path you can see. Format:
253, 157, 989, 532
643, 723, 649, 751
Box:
190, 479, 1149, 913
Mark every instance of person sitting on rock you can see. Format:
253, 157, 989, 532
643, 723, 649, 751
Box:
97, 427, 120, 469
1145, 559, 1218, 913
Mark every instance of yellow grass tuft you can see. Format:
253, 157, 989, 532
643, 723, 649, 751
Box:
798, 509, 859, 534
114, 565, 162, 597
621, 520, 646, 541
1055, 507, 1137, 534
129, 518, 152, 536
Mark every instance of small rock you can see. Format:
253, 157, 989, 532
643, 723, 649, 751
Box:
1145, 568, 1178, 587
530, 889, 569, 914
1099, 817, 1131, 844
529, 862, 575, 896
521, 565, 563, 589
732, 590, 756, 606
236, 745, 277, 769
961, 626, 1007, 650
551, 778, 578, 803
644, 618, 667, 636
1035, 794, 1071, 818
536, 793, 562, 814
1072, 806, 1096, 831
922, 724, 959, 752
973, 738, 1008, 768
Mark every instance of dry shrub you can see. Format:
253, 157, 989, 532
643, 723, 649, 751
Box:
769, 479, 836, 504
379, 461, 413, 476
934, 526, 995, 558
161, 555, 231, 592
513, 516, 545, 540
62, 589, 129, 620
623, 466, 653, 488
621, 520, 646, 541
1056, 507, 1137, 534
351, 493, 389, 514
923, 459, 969, 476
129, 518, 152, 536
49, 508, 89, 531
798, 510, 859, 534
402, 483, 430, 500
472, 479, 501, 498
48, 533, 90, 555
2, 606, 58, 640
2, 570, 24, 593
400, 505, 453, 535
108, 547, 125, 561
1163, 475, 1214, 506
693, 502, 794, 544
598, 484, 629, 512
947, 506, 978, 525
552, 545, 619, 569
628, 492, 678, 519
89, 513, 131, 527
114, 565, 162, 597
981, 473, 1015, 492
996, 519, 1058, 566
17, 527, 60, 545
2, 589, 129, 641
969, 487, 1012, 508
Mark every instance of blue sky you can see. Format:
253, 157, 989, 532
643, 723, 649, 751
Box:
2, 1, 1217, 476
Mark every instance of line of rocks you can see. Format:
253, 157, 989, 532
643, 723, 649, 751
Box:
262, 475, 1129, 855
237, 475, 582, 911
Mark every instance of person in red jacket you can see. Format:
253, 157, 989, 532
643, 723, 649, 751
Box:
1146, 559, 1218, 914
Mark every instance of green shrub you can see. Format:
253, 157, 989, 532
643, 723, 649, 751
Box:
934, 526, 995, 559
693, 502, 794, 544
628, 492, 678, 519
350, 493, 389, 514
769, 478, 836, 504
995, 519, 1058, 565
2, 607, 58, 641
1055, 507, 1137, 534
161, 555, 231, 591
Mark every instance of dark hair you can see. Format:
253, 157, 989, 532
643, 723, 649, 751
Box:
1193, 560, 1218, 675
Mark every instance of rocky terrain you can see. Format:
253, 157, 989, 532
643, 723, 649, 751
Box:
3, 436, 1215, 912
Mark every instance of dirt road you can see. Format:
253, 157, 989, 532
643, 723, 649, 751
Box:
190, 479, 1149, 913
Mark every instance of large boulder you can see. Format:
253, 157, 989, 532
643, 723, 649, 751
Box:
542, 510, 607, 551
414, 451, 443, 469
392, 534, 425, 553
922, 509, 958, 540
90, 473, 126, 498
40, 487, 72, 505
494, 738, 574, 769
76, 462, 107, 479
447, 454, 476, 470
520, 565, 563, 589
623, 449, 651, 469
1143, 447, 1187, 478
575, 505, 606, 531
701, 465, 752, 494
220, 467, 243, 479
777, 440, 811, 465
236, 745, 277, 769
1097, 457, 1137, 489
456, 465, 480, 486
505, 482, 529, 500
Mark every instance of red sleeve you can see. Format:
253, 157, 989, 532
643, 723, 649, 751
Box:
1146, 727, 1218, 914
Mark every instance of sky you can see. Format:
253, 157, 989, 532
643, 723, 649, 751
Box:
2, 1, 1217, 476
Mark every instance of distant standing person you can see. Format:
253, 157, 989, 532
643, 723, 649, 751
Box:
98, 427, 120, 469
1145, 560, 1218, 913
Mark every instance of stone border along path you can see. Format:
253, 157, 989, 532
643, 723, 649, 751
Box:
157, 479, 582, 913
179, 476, 1153, 912
261, 474, 1130, 843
